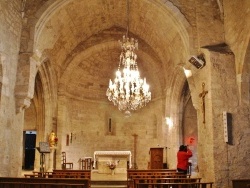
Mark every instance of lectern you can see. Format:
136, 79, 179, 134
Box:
149, 147, 164, 169
36, 142, 50, 177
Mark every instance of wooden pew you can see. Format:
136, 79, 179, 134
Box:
135, 182, 214, 188
0, 182, 85, 188
0, 177, 89, 188
51, 170, 91, 179
127, 169, 188, 179
232, 179, 250, 188
127, 169, 190, 188
127, 169, 184, 180
130, 174, 190, 179
24, 171, 52, 178
132, 178, 201, 188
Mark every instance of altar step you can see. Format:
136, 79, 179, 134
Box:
91, 180, 127, 188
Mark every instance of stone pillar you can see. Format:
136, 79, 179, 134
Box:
197, 47, 236, 188
47, 147, 56, 172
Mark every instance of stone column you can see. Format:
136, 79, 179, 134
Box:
47, 147, 56, 172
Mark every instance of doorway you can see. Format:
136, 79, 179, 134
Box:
23, 131, 37, 170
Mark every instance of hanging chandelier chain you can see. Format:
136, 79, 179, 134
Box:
126, 0, 129, 38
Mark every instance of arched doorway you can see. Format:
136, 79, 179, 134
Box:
23, 74, 45, 171
181, 81, 198, 175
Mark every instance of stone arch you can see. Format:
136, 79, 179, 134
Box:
30, 72, 45, 170
181, 80, 198, 175
16, 0, 194, 113
165, 68, 199, 171
0, 53, 10, 111
58, 37, 163, 100
0, 54, 3, 100
240, 40, 250, 105
33, 0, 193, 54
15, 0, 70, 113
15, 55, 38, 113
37, 58, 58, 134
159, 0, 194, 55
31, 58, 57, 170
165, 66, 187, 169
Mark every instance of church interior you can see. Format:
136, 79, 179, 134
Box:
0, 0, 250, 188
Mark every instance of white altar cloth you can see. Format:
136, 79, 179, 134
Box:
93, 151, 132, 169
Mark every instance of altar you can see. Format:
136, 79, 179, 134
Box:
93, 151, 132, 174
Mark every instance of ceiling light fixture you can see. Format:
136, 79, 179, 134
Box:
106, 0, 151, 115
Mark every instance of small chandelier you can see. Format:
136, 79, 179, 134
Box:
106, 0, 151, 113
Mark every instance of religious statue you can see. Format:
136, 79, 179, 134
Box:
49, 131, 58, 147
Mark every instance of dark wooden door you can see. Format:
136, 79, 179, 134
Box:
150, 147, 163, 169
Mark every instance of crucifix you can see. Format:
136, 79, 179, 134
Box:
199, 82, 208, 124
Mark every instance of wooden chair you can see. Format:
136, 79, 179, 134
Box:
81, 157, 92, 170
62, 152, 73, 169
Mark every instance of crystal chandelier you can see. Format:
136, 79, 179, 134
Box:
106, 0, 151, 113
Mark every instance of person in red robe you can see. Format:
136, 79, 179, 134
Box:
177, 145, 192, 174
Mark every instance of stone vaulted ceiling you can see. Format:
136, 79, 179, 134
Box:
33, 0, 191, 101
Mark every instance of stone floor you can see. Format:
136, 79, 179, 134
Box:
91, 170, 126, 181
91, 170, 127, 188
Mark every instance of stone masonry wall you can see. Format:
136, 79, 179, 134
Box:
56, 95, 164, 170
224, 0, 250, 73
0, 0, 23, 176
209, 50, 238, 188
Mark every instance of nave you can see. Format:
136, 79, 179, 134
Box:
0, 1, 250, 188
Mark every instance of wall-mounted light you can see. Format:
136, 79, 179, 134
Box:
165, 117, 173, 128
188, 54, 206, 69
183, 67, 192, 78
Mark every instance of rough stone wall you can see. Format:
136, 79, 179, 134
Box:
55, 94, 164, 170
209, 49, 237, 188
0, 2, 249, 187
168, 0, 224, 51
224, 0, 250, 74
185, 50, 214, 183
24, 102, 36, 130
191, 46, 250, 188
223, 1, 250, 185
0, 0, 23, 176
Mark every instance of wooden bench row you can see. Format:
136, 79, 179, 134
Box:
51, 170, 91, 179
127, 169, 189, 180
232, 179, 250, 188
24, 172, 51, 178
130, 178, 202, 188
127, 169, 191, 188
128, 169, 179, 177
24, 170, 91, 179
0, 182, 85, 188
0, 177, 89, 188
135, 182, 214, 188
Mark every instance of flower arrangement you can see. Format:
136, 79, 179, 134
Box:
54, 136, 58, 144
107, 160, 119, 170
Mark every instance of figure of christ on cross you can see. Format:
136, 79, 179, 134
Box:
199, 82, 208, 124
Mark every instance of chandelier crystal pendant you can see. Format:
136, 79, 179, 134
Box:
106, 0, 151, 113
